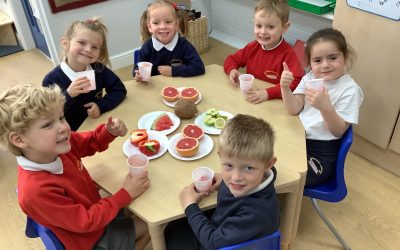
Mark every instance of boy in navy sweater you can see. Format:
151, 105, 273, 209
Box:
165, 114, 280, 249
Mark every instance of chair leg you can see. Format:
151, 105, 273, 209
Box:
310, 198, 351, 250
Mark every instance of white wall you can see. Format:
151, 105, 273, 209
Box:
33, 0, 153, 69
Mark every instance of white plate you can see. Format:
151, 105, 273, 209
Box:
194, 111, 234, 135
168, 133, 214, 161
163, 87, 202, 107
137, 111, 180, 135
123, 130, 169, 160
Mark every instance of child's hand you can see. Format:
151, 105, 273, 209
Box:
158, 66, 172, 76
305, 87, 333, 112
280, 62, 294, 88
179, 183, 207, 210
105, 116, 127, 137
210, 173, 222, 192
123, 171, 150, 199
67, 77, 91, 98
245, 88, 268, 104
229, 69, 240, 87
84, 102, 100, 118
134, 70, 145, 82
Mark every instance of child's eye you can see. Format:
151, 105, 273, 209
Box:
267, 25, 274, 29
312, 58, 321, 63
244, 166, 254, 171
223, 164, 233, 169
60, 116, 66, 121
41, 121, 53, 129
78, 41, 85, 46
255, 24, 262, 28
92, 46, 99, 50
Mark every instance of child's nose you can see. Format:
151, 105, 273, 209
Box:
231, 169, 242, 181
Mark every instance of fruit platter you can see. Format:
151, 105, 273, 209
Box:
194, 108, 234, 135
137, 111, 180, 135
161, 86, 202, 107
167, 124, 213, 161
123, 129, 169, 160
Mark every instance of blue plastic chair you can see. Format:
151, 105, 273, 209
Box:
219, 230, 280, 250
25, 216, 64, 250
132, 49, 141, 76
303, 126, 353, 250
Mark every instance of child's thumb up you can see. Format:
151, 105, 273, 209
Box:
283, 62, 290, 72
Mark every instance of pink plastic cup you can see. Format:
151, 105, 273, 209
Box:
138, 62, 153, 81
239, 74, 254, 93
127, 154, 149, 174
192, 167, 214, 192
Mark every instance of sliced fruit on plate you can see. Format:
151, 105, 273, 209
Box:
162, 86, 180, 102
130, 129, 148, 146
180, 87, 199, 102
214, 117, 226, 129
138, 139, 160, 156
182, 124, 204, 141
151, 113, 174, 131
175, 137, 199, 157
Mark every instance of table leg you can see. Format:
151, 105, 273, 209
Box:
148, 223, 167, 250
279, 184, 299, 250
289, 174, 306, 247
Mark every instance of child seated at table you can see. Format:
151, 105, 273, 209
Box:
165, 114, 280, 249
0, 85, 150, 250
133, 0, 205, 80
224, 0, 304, 103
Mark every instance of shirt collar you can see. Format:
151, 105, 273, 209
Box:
152, 32, 179, 51
17, 155, 64, 174
261, 37, 283, 51
60, 58, 93, 81
241, 169, 274, 196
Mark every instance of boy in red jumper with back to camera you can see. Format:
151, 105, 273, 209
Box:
0, 85, 150, 250
224, 0, 304, 103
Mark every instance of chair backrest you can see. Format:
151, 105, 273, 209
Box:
25, 217, 64, 250
219, 230, 281, 250
134, 49, 140, 65
293, 39, 307, 71
304, 126, 353, 202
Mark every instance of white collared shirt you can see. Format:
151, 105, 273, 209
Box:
17, 156, 63, 174
152, 32, 179, 51
60, 58, 93, 82
261, 37, 283, 51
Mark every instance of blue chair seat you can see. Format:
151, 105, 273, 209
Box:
25, 216, 64, 250
303, 126, 353, 250
219, 230, 280, 250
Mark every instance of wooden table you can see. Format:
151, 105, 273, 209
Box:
81, 64, 306, 250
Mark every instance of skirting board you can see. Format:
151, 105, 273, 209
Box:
352, 134, 400, 177
109, 47, 139, 71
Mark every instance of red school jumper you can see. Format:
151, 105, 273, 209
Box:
18, 124, 132, 250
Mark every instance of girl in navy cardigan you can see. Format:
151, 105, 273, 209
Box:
43, 18, 127, 131
134, 0, 205, 80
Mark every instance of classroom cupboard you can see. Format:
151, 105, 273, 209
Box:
333, 1, 400, 176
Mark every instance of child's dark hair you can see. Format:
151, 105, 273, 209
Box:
255, 0, 290, 25
62, 17, 110, 68
140, 0, 189, 43
305, 28, 356, 70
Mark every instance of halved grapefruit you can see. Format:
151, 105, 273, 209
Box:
176, 137, 199, 157
182, 124, 204, 141
162, 86, 180, 102
180, 87, 199, 102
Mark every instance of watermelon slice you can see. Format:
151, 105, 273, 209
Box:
151, 113, 174, 131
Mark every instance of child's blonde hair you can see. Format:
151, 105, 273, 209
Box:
218, 114, 275, 163
0, 85, 65, 156
305, 28, 356, 70
255, 0, 290, 25
140, 0, 189, 43
61, 17, 111, 68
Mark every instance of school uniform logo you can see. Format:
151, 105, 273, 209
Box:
264, 70, 279, 80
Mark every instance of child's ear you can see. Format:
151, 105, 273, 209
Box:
146, 22, 152, 32
61, 37, 69, 50
282, 21, 290, 34
9, 132, 27, 149
265, 156, 277, 170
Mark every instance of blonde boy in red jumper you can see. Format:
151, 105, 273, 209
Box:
224, 0, 304, 103
0, 85, 150, 250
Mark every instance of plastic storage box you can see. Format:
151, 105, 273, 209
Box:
288, 0, 335, 15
